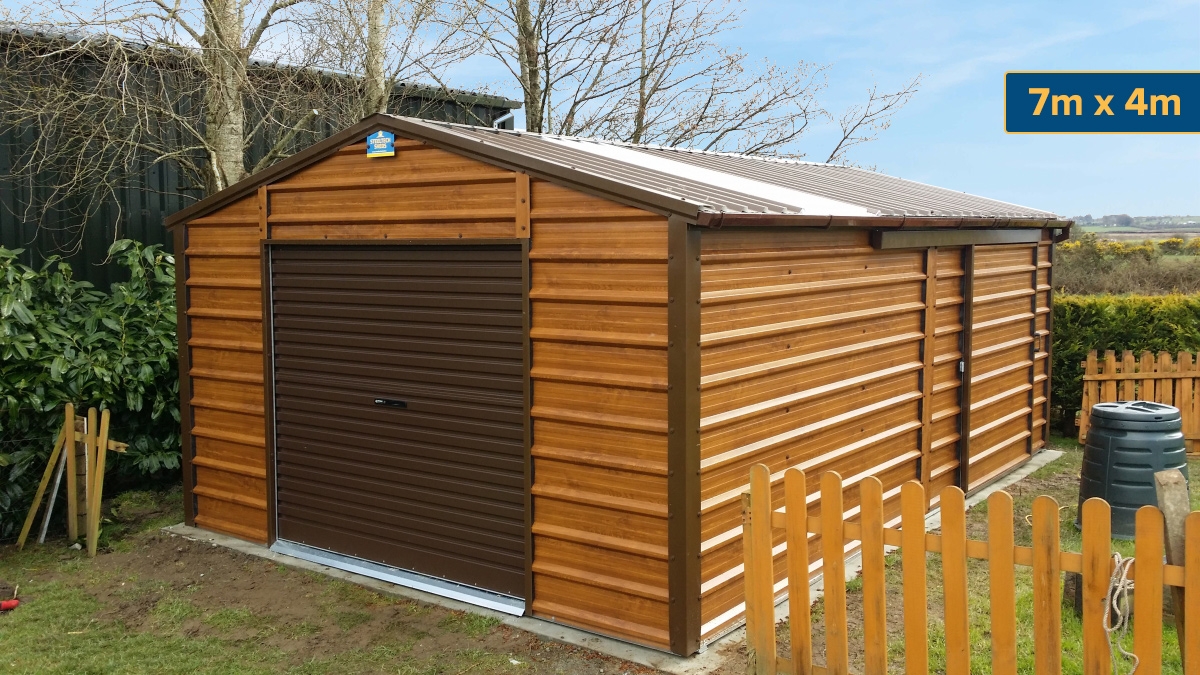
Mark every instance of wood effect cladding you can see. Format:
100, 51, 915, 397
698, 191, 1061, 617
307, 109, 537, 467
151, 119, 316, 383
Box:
180, 141, 530, 544
180, 145, 674, 650
694, 231, 1050, 642
527, 180, 672, 649
965, 241, 1049, 490
697, 229, 927, 640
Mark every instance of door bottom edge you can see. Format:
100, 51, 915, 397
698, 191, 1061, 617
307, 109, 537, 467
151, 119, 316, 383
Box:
270, 539, 526, 616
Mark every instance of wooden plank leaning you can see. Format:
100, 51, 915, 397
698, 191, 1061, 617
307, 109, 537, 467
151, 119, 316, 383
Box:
64, 403, 78, 541
87, 408, 112, 558
16, 422, 68, 550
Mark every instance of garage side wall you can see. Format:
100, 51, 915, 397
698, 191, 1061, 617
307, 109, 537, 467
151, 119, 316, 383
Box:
694, 228, 1052, 641
696, 228, 929, 639
527, 180, 673, 649
963, 237, 1052, 489
179, 138, 525, 543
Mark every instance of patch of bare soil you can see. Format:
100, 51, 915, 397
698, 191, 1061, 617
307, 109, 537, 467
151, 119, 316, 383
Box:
31, 531, 663, 674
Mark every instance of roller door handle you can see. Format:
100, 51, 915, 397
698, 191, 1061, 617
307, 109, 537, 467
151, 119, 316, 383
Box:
374, 398, 408, 408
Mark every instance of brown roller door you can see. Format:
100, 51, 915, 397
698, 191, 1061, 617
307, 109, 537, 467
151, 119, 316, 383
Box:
269, 245, 526, 598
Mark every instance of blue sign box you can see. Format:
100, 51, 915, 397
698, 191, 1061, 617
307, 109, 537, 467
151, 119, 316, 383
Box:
367, 130, 396, 157
1005, 72, 1200, 133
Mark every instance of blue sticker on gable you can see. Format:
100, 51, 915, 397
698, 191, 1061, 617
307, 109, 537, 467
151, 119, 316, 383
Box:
367, 130, 395, 157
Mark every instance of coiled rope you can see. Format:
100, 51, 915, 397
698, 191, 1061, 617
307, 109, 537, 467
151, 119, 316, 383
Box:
1104, 552, 1138, 674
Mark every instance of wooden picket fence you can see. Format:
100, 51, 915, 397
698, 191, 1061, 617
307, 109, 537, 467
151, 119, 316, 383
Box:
1079, 350, 1200, 455
741, 464, 1200, 675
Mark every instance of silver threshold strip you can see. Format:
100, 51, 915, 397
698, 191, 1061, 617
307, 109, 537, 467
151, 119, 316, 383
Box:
270, 539, 525, 616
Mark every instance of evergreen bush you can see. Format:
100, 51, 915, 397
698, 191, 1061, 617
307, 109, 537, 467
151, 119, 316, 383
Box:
1052, 293, 1200, 426
0, 240, 178, 539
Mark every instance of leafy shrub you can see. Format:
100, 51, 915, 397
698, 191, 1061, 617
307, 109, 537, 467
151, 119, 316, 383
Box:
1052, 294, 1200, 428
0, 240, 178, 539
1055, 233, 1200, 295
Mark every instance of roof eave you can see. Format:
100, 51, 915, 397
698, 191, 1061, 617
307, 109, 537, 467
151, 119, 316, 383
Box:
694, 212, 1070, 230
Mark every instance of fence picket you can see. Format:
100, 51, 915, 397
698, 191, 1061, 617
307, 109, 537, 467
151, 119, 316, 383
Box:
1032, 495, 1062, 675
747, 464, 777, 675
1104, 350, 1118, 402
1140, 351, 1155, 401
821, 472, 849, 675
1160, 351, 1175, 405
1080, 349, 1199, 455
740, 468, 1194, 675
1186, 512, 1200, 675
1081, 351, 1099, 443
1081, 498, 1112, 675
784, 469, 813, 675
741, 492, 762, 674
1134, 506, 1164, 675
987, 491, 1017, 675
1121, 350, 1135, 399
901, 481, 929, 675
1180, 353, 1197, 455
860, 477, 887, 675
940, 486, 970, 675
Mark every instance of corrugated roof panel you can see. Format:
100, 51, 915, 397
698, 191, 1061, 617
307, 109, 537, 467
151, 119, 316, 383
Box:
630, 147, 1056, 218
407, 118, 1059, 221
542, 137, 876, 217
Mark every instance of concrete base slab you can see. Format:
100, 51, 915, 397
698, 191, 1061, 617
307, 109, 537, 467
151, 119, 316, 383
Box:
161, 523, 736, 674
163, 449, 1063, 674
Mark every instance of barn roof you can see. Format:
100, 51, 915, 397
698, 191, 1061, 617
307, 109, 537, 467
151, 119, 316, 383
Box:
166, 114, 1064, 228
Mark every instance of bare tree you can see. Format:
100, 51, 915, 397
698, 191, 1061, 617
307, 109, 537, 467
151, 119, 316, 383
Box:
5, 0, 319, 194
301, 0, 478, 119
0, 0, 490, 258
824, 77, 922, 165
468, 0, 640, 134
467, 0, 922, 162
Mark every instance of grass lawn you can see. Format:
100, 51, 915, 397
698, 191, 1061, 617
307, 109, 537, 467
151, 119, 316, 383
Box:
0, 489, 659, 675
781, 437, 1200, 674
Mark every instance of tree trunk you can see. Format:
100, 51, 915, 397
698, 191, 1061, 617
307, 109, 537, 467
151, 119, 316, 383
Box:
632, 0, 648, 144
514, 0, 542, 132
363, 0, 387, 117
202, 0, 248, 193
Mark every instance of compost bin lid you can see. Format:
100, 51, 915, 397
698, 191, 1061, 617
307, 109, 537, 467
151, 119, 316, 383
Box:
1090, 401, 1181, 423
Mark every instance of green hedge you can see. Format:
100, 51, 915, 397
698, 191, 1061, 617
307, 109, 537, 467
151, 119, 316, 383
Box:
1052, 294, 1200, 423
0, 241, 177, 539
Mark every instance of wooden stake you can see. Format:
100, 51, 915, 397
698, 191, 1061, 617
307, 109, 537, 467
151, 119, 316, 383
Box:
73, 417, 87, 540
64, 403, 78, 541
84, 407, 97, 551
87, 409, 112, 558
1155, 469, 1189, 664
37, 445, 67, 544
16, 425, 67, 550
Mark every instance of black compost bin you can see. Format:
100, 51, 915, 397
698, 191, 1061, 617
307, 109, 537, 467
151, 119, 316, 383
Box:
1076, 401, 1189, 539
